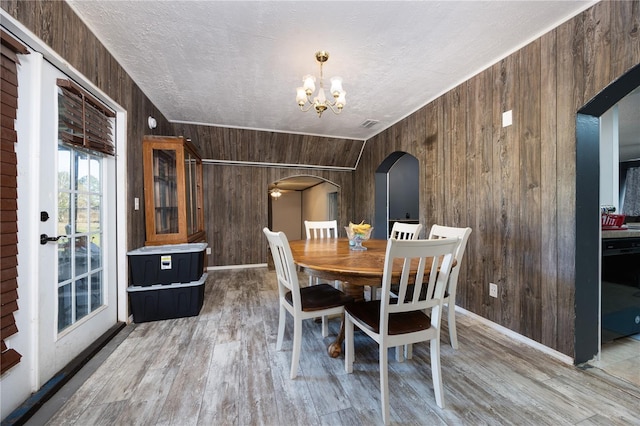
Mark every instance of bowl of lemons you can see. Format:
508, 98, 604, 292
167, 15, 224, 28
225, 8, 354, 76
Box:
345, 222, 373, 251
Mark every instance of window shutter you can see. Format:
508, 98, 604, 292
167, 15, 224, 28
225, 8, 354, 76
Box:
1, 29, 28, 375
57, 79, 115, 156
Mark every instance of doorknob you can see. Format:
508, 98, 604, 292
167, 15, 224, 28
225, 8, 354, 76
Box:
40, 234, 66, 245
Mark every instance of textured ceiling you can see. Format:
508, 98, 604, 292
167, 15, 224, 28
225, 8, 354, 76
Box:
66, 0, 603, 142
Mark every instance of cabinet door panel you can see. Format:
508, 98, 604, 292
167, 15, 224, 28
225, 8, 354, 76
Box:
143, 136, 204, 245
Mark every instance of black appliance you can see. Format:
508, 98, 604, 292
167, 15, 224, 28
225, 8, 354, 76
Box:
601, 237, 640, 342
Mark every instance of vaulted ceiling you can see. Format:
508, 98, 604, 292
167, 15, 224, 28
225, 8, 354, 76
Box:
66, 0, 603, 142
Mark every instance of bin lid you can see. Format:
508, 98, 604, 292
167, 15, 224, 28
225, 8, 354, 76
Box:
127, 273, 208, 291
127, 242, 208, 256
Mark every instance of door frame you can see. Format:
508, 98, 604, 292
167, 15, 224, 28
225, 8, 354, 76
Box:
574, 62, 640, 364
0, 12, 129, 414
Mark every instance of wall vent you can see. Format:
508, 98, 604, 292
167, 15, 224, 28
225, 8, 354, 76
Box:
360, 119, 379, 129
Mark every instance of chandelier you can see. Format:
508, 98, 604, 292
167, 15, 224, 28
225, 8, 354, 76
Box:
296, 51, 346, 117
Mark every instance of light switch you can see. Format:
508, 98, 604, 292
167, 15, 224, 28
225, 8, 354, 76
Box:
502, 110, 512, 127
134, 197, 139, 210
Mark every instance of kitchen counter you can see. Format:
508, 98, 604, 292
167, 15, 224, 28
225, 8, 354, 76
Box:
602, 224, 640, 239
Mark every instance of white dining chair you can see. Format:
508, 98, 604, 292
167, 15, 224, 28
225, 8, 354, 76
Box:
373, 221, 423, 302
428, 224, 472, 350
304, 219, 339, 240
398, 224, 473, 360
263, 227, 354, 379
304, 219, 341, 336
344, 237, 458, 424
389, 221, 423, 240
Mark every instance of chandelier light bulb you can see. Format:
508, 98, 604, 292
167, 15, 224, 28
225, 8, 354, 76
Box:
303, 75, 316, 96
330, 77, 343, 98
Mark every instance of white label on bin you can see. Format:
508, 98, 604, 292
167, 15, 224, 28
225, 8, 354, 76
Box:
161, 255, 172, 270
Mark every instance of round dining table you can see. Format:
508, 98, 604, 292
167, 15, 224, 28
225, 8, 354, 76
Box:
288, 237, 391, 357
288, 237, 452, 357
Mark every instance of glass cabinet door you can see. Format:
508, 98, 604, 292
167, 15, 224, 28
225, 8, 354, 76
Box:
185, 149, 196, 236
143, 136, 204, 245
152, 148, 179, 234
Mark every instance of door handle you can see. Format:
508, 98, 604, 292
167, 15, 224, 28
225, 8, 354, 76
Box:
40, 234, 66, 245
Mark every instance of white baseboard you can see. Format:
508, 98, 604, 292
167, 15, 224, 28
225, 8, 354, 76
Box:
456, 306, 574, 365
207, 263, 267, 271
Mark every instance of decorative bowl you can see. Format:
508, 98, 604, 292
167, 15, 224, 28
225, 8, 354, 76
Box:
344, 226, 373, 251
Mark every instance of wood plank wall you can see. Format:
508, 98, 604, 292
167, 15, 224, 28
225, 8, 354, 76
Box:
173, 123, 362, 266
353, 1, 640, 357
1, 0, 176, 251
1, 0, 364, 265
3, 0, 639, 358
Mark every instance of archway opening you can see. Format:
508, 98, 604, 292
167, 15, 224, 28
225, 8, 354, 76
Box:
374, 152, 419, 239
268, 175, 339, 240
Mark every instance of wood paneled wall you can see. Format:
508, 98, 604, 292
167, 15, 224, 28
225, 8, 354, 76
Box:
173, 124, 363, 169
173, 123, 358, 266
1, 0, 175, 251
354, 1, 640, 357
4, 0, 639, 359
1, 0, 363, 264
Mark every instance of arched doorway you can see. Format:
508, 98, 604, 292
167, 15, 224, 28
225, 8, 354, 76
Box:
268, 175, 339, 240
374, 152, 419, 239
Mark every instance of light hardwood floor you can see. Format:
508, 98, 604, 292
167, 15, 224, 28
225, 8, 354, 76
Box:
36, 269, 640, 425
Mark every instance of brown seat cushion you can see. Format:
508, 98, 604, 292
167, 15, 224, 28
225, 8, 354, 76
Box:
345, 300, 432, 335
285, 283, 354, 312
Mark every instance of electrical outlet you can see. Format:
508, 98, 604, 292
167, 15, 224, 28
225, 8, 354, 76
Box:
489, 283, 498, 298
206, 247, 211, 255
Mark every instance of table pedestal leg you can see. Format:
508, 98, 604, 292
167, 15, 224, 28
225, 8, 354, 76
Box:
328, 282, 365, 358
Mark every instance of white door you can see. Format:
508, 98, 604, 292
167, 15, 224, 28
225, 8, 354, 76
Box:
35, 55, 118, 383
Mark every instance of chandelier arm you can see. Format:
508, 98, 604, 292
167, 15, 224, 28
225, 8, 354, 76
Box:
296, 50, 345, 117
299, 102, 316, 112
326, 103, 343, 114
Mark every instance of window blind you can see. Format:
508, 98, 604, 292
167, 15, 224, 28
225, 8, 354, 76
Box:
57, 79, 115, 156
1, 29, 28, 375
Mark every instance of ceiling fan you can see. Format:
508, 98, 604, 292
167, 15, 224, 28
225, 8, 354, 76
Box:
270, 183, 282, 199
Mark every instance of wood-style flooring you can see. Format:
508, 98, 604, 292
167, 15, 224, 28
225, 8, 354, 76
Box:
37, 268, 640, 425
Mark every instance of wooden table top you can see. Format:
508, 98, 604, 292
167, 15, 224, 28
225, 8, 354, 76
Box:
288, 238, 454, 287
289, 238, 388, 282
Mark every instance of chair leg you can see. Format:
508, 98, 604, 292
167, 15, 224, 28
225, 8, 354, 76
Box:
380, 344, 390, 425
430, 337, 445, 409
276, 305, 286, 351
448, 302, 458, 350
322, 315, 329, 338
406, 343, 413, 359
395, 346, 404, 362
290, 317, 303, 379
345, 316, 354, 373
369, 285, 379, 300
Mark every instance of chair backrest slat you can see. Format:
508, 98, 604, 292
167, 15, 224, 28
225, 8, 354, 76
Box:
305, 220, 338, 239
428, 225, 472, 284
390, 222, 423, 240
380, 238, 458, 332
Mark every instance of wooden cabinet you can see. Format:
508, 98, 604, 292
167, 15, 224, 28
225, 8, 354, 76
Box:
142, 136, 205, 245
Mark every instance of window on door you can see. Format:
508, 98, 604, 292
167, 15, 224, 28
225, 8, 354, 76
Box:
57, 146, 105, 332
55, 79, 115, 333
